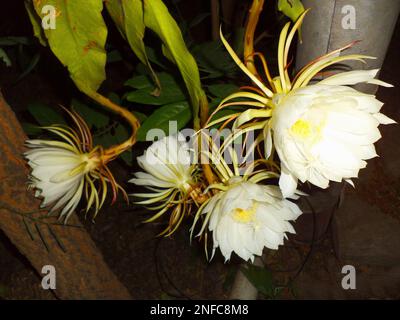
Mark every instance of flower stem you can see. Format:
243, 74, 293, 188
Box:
87, 91, 140, 163
244, 0, 265, 77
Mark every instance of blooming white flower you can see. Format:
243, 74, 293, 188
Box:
26, 139, 98, 219
130, 134, 194, 192
195, 179, 302, 262
214, 11, 396, 197
270, 72, 396, 197
25, 110, 121, 221
130, 134, 200, 236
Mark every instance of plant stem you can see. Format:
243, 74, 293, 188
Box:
87, 91, 140, 162
244, 0, 265, 77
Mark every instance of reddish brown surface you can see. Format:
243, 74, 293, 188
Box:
0, 92, 131, 299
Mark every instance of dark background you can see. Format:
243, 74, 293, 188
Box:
0, 1, 399, 299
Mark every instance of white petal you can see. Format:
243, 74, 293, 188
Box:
373, 113, 397, 125
319, 69, 379, 86
279, 164, 298, 198
367, 79, 393, 87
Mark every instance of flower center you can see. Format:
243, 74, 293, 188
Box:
290, 119, 312, 139
289, 117, 325, 145
227, 176, 243, 185
232, 202, 258, 223
81, 153, 101, 173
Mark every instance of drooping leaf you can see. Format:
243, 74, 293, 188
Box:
27, 103, 67, 127
137, 101, 191, 141
24, 0, 47, 46
125, 73, 186, 105
144, 46, 167, 69
143, 0, 205, 122
105, 0, 160, 89
32, 0, 107, 96
278, 0, 305, 23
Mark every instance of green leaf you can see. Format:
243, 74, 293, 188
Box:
125, 72, 175, 90
125, 73, 186, 105
71, 99, 109, 129
0, 48, 11, 67
24, 0, 47, 46
125, 74, 152, 90
32, 0, 107, 96
105, 0, 160, 89
207, 84, 238, 98
278, 0, 305, 23
241, 265, 277, 298
144, 46, 167, 69
192, 40, 238, 78
113, 124, 132, 165
143, 0, 205, 123
137, 101, 191, 141
133, 111, 147, 123
27, 103, 67, 127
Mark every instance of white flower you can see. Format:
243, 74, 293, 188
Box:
130, 134, 199, 236
195, 179, 302, 262
216, 12, 396, 198
25, 139, 97, 219
270, 70, 396, 197
25, 110, 121, 221
130, 134, 194, 191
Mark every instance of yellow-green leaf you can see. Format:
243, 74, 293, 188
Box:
143, 0, 206, 124
278, 0, 305, 23
105, 0, 160, 90
24, 1, 47, 46
32, 0, 107, 95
